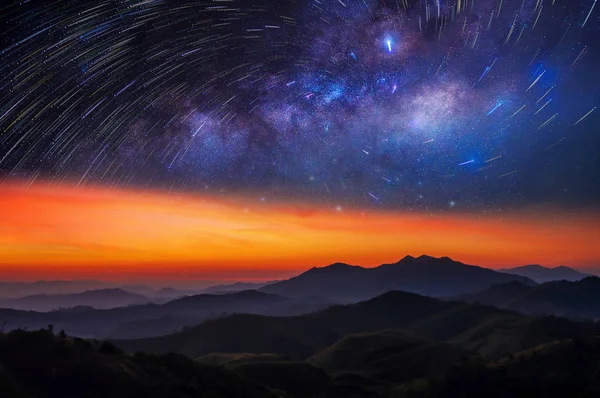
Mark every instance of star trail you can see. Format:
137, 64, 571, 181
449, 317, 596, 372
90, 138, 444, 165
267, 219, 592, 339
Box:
0, 0, 599, 211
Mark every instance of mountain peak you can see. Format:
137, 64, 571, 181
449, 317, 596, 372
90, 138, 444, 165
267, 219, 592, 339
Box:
399, 254, 438, 261
396, 255, 457, 264
307, 262, 363, 273
262, 255, 534, 301
392, 255, 462, 267
417, 254, 438, 260
328, 262, 354, 268
516, 264, 545, 270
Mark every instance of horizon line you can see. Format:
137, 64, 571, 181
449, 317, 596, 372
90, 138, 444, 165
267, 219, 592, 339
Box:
1, 254, 598, 283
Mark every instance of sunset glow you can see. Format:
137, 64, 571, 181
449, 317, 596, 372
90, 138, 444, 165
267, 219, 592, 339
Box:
1, 182, 599, 281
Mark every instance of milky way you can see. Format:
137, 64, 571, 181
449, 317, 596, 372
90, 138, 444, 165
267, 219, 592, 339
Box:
0, 0, 598, 211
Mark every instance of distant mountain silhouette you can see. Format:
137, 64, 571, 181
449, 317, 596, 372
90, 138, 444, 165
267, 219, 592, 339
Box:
0, 288, 148, 311
116, 290, 597, 360
202, 281, 275, 294
162, 290, 288, 308
0, 280, 115, 298
0, 290, 331, 339
454, 281, 532, 307
261, 255, 535, 302
104, 315, 204, 340
124, 290, 331, 339
500, 264, 591, 283
153, 287, 202, 299
455, 277, 600, 319
119, 284, 157, 296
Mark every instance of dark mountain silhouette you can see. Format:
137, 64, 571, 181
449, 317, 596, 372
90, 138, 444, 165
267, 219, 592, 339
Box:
454, 281, 533, 307
0, 280, 114, 299
500, 264, 591, 283
0, 288, 148, 311
104, 316, 204, 340
260, 255, 535, 302
0, 328, 275, 398
120, 284, 156, 296
202, 281, 275, 294
162, 289, 288, 308
0, 281, 223, 300
153, 287, 200, 299
455, 277, 600, 319
103, 290, 318, 338
115, 290, 598, 361
0, 290, 331, 339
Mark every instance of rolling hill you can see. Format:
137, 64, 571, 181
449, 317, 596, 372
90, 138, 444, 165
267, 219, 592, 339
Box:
260, 255, 535, 302
405, 337, 600, 398
5, 324, 600, 398
152, 287, 202, 299
115, 290, 598, 361
453, 281, 532, 307
309, 329, 474, 383
198, 354, 331, 397
201, 281, 275, 294
0, 328, 275, 398
0, 290, 331, 340
455, 277, 600, 319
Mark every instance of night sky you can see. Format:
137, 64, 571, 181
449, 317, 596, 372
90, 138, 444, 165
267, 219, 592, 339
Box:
1, 0, 599, 213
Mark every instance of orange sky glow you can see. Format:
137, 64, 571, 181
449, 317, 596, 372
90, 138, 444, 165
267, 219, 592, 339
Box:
1, 182, 599, 281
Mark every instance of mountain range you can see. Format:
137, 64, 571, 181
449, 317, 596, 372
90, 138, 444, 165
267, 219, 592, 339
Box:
0, 280, 118, 299
0, 288, 148, 312
110, 289, 600, 397
3, 263, 600, 397
260, 255, 535, 301
455, 276, 600, 320
1, 258, 592, 304
499, 264, 592, 283
5, 319, 599, 398
0, 280, 273, 301
2, 256, 600, 342
0, 290, 332, 339
116, 289, 598, 360
203, 281, 275, 294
